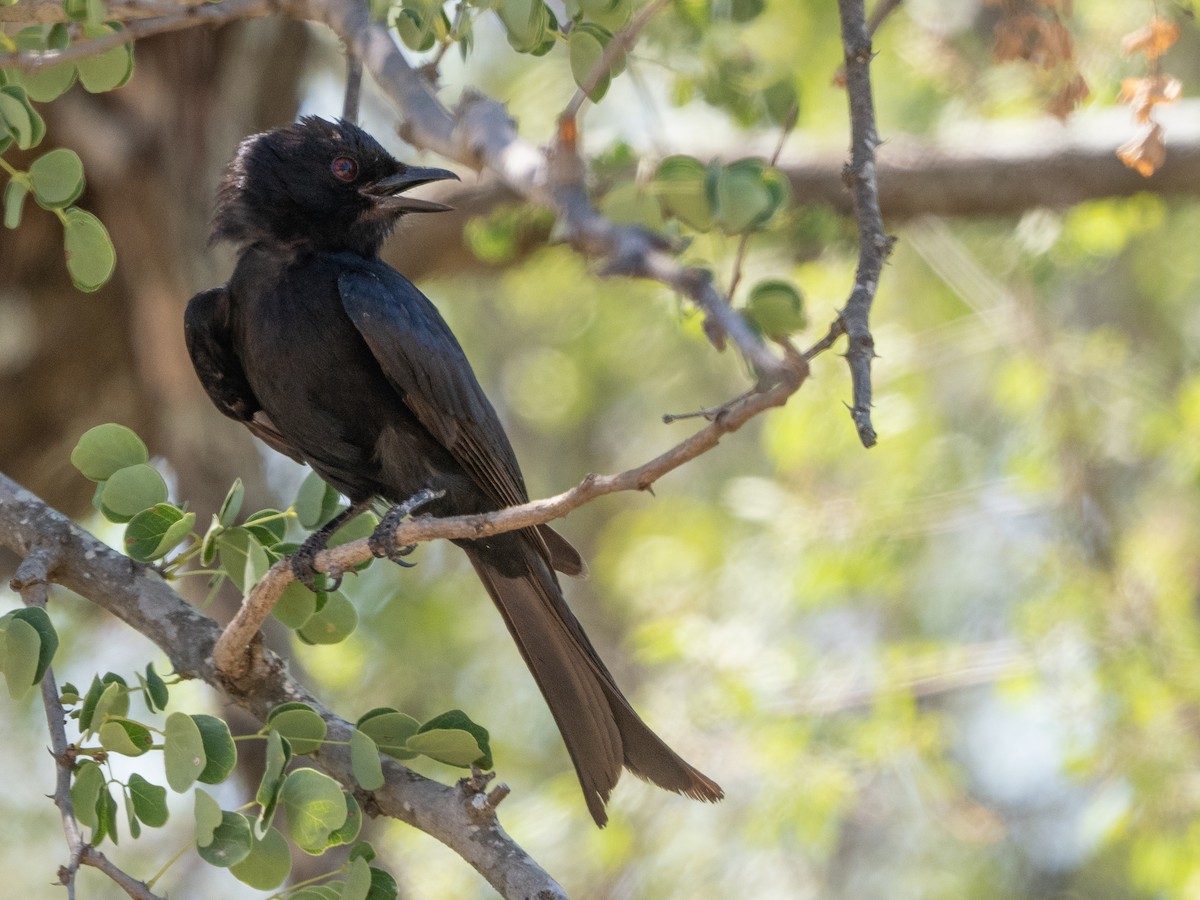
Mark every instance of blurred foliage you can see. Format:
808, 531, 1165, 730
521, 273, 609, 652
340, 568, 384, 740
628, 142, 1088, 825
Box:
3, 0, 1200, 898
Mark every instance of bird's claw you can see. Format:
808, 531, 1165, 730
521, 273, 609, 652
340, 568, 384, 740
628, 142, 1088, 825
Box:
369, 488, 445, 566
290, 535, 342, 593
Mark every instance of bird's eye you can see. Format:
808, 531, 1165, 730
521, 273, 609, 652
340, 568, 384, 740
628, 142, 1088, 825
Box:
330, 156, 358, 181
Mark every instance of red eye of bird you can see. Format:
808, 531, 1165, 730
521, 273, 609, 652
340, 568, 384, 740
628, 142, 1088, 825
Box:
330, 156, 358, 181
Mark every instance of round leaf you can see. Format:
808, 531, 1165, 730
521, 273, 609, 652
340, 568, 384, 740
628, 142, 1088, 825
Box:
405, 728, 487, 768
0, 86, 36, 149
569, 24, 611, 102
71, 761, 104, 830
124, 504, 194, 561
654, 155, 716, 231
76, 25, 134, 92
29, 147, 85, 209
229, 825, 292, 890
342, 856, 372, 900
3, 617, 39, 698
15, 60, 77, 103
101, 464, 168, 519
712, 159, 774, 234
297, 591, 358, 645
279, 768, 348, 855
294, 472, 339, 529
327, 792, 363, 847
10, 606, 58, 684
418, 709, 492, 769
164, 710, 207, 792
267, 705, 326, 755
70, 423, 148, 481
745, 279, 806, 338
350, 729, 385, 791
197, 811, 253, 868
193, 714, 237, 784
272, 580, 318, 629
366, 866, 400, 900
193, 789, 222, 846
63, 207, 116, 291
356, 710, 419, 760
99, 719, 154, 756
128, 773, 168, 827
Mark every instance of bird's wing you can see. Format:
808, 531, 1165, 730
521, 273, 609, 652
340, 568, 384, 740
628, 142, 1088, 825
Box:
337, 265, 530, 512
184, 287, 304, 463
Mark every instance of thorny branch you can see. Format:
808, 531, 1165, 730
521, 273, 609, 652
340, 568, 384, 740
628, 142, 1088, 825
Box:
11, 550, 165, 900
835, 0, 892, 447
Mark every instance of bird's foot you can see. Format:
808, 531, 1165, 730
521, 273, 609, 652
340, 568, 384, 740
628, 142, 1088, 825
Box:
368, 488, 445, 566
291, 530, 344, 593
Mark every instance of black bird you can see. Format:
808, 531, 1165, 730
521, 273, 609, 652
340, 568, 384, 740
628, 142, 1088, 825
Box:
184, 117, 722, 826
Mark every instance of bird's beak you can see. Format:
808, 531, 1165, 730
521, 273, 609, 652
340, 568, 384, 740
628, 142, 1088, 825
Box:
363, 166, 460, 214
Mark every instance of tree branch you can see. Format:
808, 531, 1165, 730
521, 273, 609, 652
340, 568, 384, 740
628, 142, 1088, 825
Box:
0, 472, 567, 900
12, 548, 165, 900
214, 364, 806, 676
835, 0, 891, 448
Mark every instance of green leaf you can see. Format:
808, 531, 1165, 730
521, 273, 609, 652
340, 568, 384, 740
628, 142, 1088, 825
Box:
124, 503, 194, 561
101, 463, 168, 519
90, 678, 129, 727
292, 888, 342, 900
356, 710, 419, 760
200, 515, 222, 566
244, 509, 287, 547
350, 729, 385, 790
71, 760, 104, 830
229, 825, 291, 890
95, 784, 119, 845
406, 728, 487, 768
366, 866, 400, 900
0, 85, 37, 150
76, 24, 134, 92
255, 728, 290, 838
123, 787, 142, 839
745, 279, 806, 338
70, 423, 148, 481
193, 789, 223, 846
98, 719, 154, 756
14, 59, 77, 103
128, 773, 168, 827
4, 178, 27, 230
342, 856, 373, 900
391, 6, 436, 52
267, 704, 326, 755
279, 768, 348, 855
654, 155, 717, 231
418, 709, 492, 768
272, 580, 318, 630
4, 617, 40, 698
711, 158, 784, 234
29, 147, 85, 208
496, 0, 547, 53
327, 791, 363, 847
218, 477, 244, 526
348, 841, 376, 863
328, 510, 378, 547
295, 472, 339, 529
569, 22, 621, 102
197, 811, 253, 868
164, 710, 207, 792
63, 207, 116, 291
193, 714, 237, 784
144, 662, 169, 712
10, 606, 57, 684
296, 591, 358, 645
218, 527, 270, 593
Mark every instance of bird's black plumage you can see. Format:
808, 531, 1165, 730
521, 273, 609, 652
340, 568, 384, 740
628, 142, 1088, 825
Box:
184, 117, 722, 825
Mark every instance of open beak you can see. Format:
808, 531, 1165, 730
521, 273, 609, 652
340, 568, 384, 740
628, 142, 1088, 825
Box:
363, 165, 460, 214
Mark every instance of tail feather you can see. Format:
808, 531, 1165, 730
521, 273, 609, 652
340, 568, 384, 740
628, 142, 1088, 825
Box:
461, 535, 722, 826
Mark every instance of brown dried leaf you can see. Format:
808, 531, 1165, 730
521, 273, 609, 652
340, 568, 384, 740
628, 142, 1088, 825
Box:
1120, 16, 1180, 60
1118, 75, 1183, 122
1046, 73, 1089, 119
1117, 123, 1166, 177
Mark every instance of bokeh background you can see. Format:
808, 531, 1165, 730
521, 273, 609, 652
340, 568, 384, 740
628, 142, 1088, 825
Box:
3, 1, 1200, 897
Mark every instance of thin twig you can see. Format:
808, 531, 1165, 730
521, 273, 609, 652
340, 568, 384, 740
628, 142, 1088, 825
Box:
836, 0, 892, 447
213, 360, 806, 677
343, 53, 363, 124
12, 550, 164, 900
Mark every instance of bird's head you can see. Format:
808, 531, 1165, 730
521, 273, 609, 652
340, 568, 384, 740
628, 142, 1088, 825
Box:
212, 116, 458, 257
